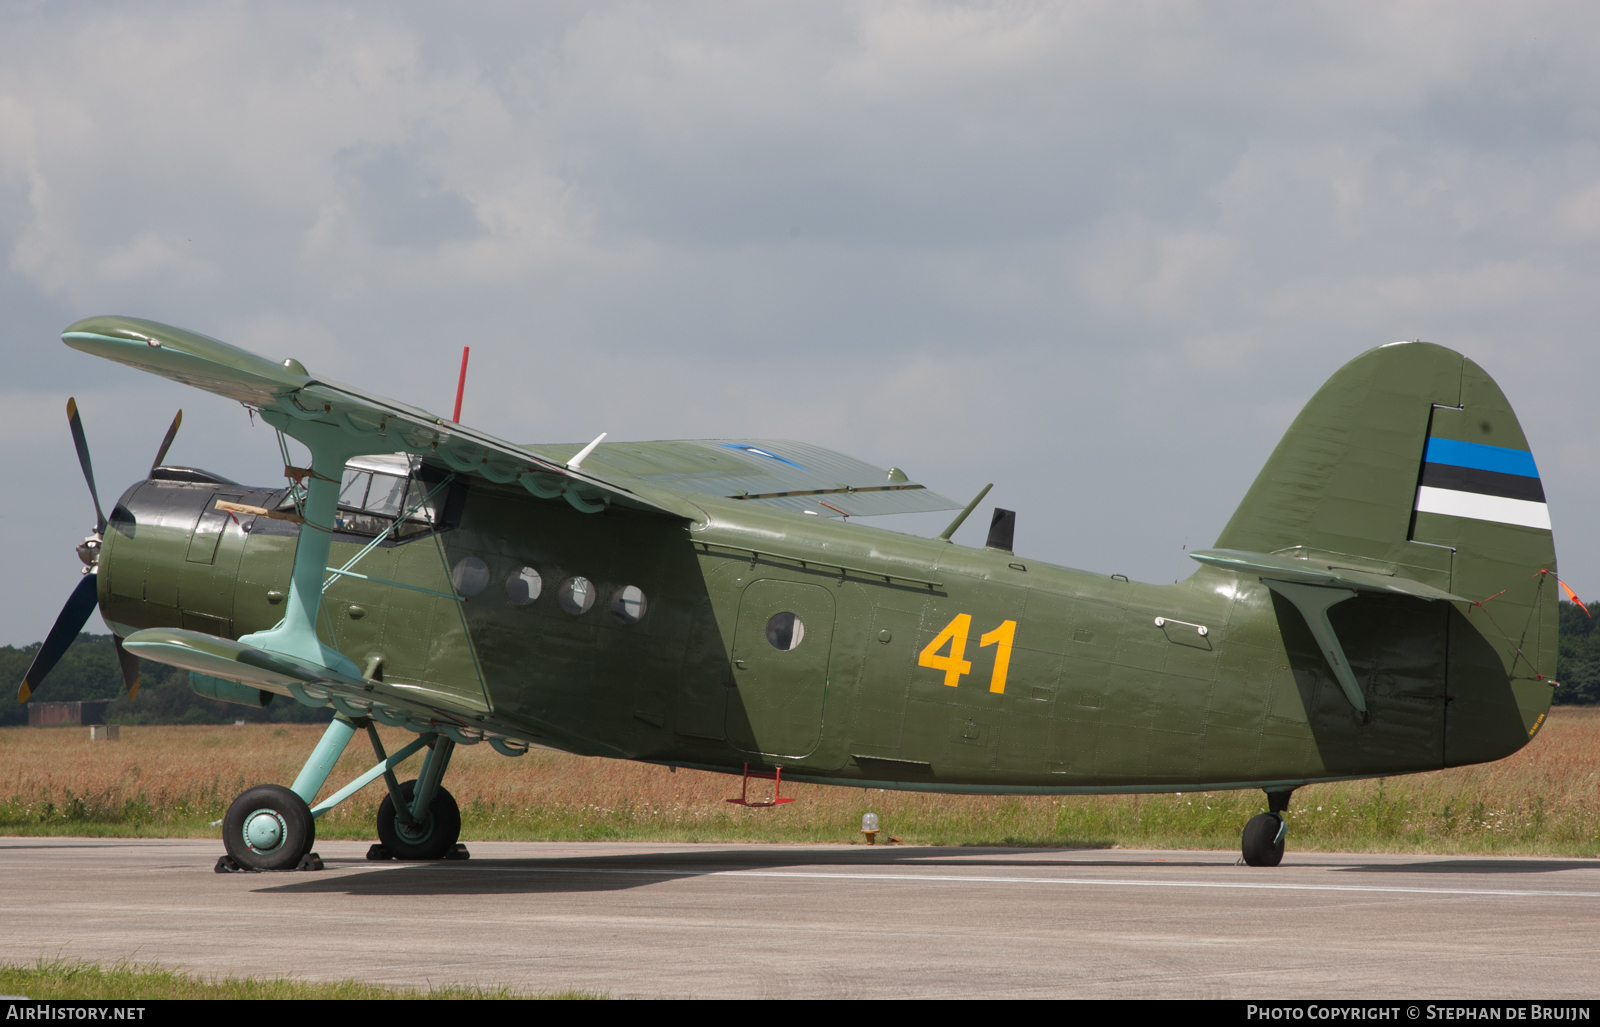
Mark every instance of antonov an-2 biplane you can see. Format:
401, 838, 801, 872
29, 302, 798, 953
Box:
20, 317, 1558, 868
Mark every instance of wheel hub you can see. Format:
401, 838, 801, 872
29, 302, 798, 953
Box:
393, 812, 433, 845
243, 809, 286, 853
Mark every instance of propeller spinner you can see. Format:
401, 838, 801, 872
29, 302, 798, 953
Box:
15, 400, 181, 704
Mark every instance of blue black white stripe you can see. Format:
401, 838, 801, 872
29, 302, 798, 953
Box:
1414, 437, 1550, 530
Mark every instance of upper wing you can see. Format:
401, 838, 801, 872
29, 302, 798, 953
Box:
62, 316, 954, 518
522, 439, 957, 518
64, 316, 714, 518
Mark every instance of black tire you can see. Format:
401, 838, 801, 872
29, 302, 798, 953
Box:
223, 784, 316, 871
1241, 812, 1285, 867
376, 780, 461, 860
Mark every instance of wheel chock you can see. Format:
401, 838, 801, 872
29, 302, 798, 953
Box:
366, 844, 394, 861
216, 851, 323, 872
215, 854, 258, 874
443, 843, 470, 861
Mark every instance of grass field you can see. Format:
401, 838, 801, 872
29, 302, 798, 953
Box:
3, 709, 1598, 855
0, 958, 601, 1000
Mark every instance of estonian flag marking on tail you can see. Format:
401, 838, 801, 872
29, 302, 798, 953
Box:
1413, 437, 1551, 530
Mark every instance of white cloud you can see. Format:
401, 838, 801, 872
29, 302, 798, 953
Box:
1079, 222, 1237, 319
4, 1, 1600, 644
1557, 180, 1600, 240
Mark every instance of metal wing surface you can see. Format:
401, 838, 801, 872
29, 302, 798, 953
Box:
524, 439, 959, 518
61, 317, 954, 519
61, 316, 695, 519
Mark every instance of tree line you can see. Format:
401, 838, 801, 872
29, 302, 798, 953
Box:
0, 633, 331, 727
1557, 599, 1600, 704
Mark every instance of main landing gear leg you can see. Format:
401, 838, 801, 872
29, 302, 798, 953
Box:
1241, 788, 1293, 867
218, 715, 455, 871
373, 735, 463, 861
220, 714, 361, 872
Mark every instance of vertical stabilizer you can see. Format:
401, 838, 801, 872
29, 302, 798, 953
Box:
1217, 342, 1556, 766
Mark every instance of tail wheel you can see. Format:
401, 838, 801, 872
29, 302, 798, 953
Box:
377, 779, 461, 860
1241, 812, 1285, 867
223, 784, 316, 871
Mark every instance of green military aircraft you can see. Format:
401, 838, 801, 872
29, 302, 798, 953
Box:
19, 318, 1558, 870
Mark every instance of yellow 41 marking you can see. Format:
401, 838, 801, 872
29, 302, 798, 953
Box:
918, 614, 1018, 693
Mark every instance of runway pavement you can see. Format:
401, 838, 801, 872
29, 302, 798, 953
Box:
2, 837, 1597, 998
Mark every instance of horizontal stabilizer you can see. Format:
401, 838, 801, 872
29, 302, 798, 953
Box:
1189, 549, 1468, 602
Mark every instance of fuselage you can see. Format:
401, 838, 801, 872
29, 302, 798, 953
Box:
98, 466, 1550, 794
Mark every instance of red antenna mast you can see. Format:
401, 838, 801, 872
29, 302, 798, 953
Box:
452, 346, 471, 422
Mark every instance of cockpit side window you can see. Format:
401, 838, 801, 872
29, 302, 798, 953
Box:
367, 474, 407, 518
339, 469, 371, 510
394, 467, 453, 539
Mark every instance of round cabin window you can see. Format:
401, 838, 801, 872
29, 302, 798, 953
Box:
451, 556, 489, 597
765, 612, 805, 651
506, 567, 542, 606
611, 585, 647, 625
558, 576, 595, 615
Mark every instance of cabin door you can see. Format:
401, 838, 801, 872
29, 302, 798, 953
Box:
726, 579, 836, 759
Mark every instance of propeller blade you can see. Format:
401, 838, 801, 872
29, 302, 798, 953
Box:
149, 409, 183, 477
66, 397, 106, 535
113, 635, 141, 700
17, 573, 100, 703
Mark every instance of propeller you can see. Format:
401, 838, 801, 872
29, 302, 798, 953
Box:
16, 399, 179, 704
17, 574, 100, 704
114, 636, 141, 701
150, 409, 182, 477
66, 397, 106, 536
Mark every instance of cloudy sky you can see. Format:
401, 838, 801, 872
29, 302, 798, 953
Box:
3, 2, 1598, 646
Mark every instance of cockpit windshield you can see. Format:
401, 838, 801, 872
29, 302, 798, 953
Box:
334, 453, 447, 539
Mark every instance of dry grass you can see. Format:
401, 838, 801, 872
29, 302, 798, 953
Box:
3, 710, 1598, 855
0, 957, 602, 999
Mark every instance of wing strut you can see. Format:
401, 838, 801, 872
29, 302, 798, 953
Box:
238, 415, 413, 691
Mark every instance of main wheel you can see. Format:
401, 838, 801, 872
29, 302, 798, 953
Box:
1241, 812, 1285, 867
376, 780, 461, 860
223, 784, 316, 871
